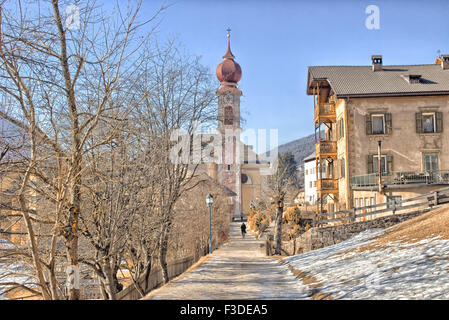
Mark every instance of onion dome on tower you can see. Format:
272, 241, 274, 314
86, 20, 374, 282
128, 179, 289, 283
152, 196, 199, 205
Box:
216, 32, 242, 89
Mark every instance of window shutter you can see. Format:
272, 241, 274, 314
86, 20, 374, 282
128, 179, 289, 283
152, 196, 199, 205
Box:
416, 112, 423, 133
387, 155, 393, 174
436, 112, 443, 133
367, 155, 374, 174
365, 114, 372, 135
334, 159, 340, 179
336, 120, 340, 140
340, 119, 345, 138
340, 159, 346, 178
385, 113, 392, 134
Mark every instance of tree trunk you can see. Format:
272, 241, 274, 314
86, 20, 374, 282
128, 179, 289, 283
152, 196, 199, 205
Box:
158, 216, 174, 285
273, 204, 283, 255
158, 224, 170, 284
51, 0, 83, 300
102, 263, 117, 300
143, 255, 152, 292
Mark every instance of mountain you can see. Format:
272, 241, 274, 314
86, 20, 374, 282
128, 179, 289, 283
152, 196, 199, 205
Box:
276, 133, 316, 165
260, 133, 317, 187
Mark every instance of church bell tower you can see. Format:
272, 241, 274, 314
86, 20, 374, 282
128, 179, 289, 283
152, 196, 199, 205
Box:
215, 30, 243, 220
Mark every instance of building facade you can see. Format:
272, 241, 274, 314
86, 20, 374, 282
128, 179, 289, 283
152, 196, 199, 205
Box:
304, 152, 317, 205
307, 54, 449, 213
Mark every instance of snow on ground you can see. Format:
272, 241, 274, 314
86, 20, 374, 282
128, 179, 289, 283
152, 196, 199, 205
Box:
283, 222, 449, 299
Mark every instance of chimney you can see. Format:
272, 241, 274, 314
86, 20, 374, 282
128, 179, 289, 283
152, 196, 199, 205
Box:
372, 55, 383, 71
441, 54, 449, 70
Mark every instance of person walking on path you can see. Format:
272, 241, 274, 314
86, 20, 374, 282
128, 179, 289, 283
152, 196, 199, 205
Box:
241, 222, 247, 238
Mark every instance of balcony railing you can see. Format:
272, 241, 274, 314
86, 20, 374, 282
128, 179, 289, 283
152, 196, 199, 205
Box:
314, 103, 336, 120
316, 140, 337, 156
317, 178, 338, 192
351, 170, 449, 188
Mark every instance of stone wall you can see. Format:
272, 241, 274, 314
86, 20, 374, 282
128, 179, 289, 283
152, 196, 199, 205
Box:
283, 208, 430, 255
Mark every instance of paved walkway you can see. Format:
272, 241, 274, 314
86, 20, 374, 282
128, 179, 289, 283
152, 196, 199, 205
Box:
145, 222, 308, 299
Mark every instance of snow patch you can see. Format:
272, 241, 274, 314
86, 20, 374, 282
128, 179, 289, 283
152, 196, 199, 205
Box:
283, 229, 449, 299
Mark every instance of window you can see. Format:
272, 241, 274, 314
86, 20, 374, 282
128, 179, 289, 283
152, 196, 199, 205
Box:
309, 181, 312, 188
423, 153, 439, 172
372, 114, 385, 134
224, 106, 233, 125
409, 74, 422, 84
368, 154, 393, 175
340, 159, 345, 178
305, 169, 308, 175
337, 118, 345, 140
313, 181, 316, 188
373, 155, 387, 174
416, 111, 443, 133
226, 165, 231, 171
366, 113, 392, 135
365, 198, 370, 212
422, 113, 436, 133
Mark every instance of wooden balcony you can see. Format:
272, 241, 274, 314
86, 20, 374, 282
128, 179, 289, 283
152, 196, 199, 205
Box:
315, 140, 337, 159
317, 178, 339, 195
314, 102, 336, 124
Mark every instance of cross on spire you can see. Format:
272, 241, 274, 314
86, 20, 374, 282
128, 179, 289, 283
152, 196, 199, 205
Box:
226, 27, 231, 39
223, 27, 235, 60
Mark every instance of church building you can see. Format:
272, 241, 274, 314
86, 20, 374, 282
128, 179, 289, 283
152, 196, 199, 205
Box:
207, 33, 268, 221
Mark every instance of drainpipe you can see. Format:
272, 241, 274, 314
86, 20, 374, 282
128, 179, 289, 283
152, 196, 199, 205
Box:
378, 140, 383, 193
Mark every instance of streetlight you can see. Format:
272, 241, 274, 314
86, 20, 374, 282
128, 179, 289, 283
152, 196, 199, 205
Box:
205, 194, 214, 254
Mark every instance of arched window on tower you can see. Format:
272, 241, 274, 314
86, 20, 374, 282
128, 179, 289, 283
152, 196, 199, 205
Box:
224, 106, 233, 125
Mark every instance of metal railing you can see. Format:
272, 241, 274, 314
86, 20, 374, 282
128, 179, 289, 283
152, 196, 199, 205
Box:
313, 186, 449, 227
351, 170, 449, 188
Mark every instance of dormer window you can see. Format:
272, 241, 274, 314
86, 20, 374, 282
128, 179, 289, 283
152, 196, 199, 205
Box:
409, 74, 421, 84
402, 74, 422, 84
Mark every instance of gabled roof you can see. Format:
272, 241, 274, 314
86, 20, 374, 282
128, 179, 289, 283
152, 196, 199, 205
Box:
303, 152, 316, 162
307, 64, 449, 97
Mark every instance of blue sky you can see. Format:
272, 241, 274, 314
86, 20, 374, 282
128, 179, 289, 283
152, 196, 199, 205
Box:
139, 0, 449, 146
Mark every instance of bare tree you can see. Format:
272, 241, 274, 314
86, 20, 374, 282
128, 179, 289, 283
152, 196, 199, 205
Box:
134, 39, 216, 283
0, 0, 165, 299
267, 152, 297, 255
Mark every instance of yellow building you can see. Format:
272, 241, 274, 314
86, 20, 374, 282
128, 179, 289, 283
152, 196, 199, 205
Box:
307, 54, 449, 214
